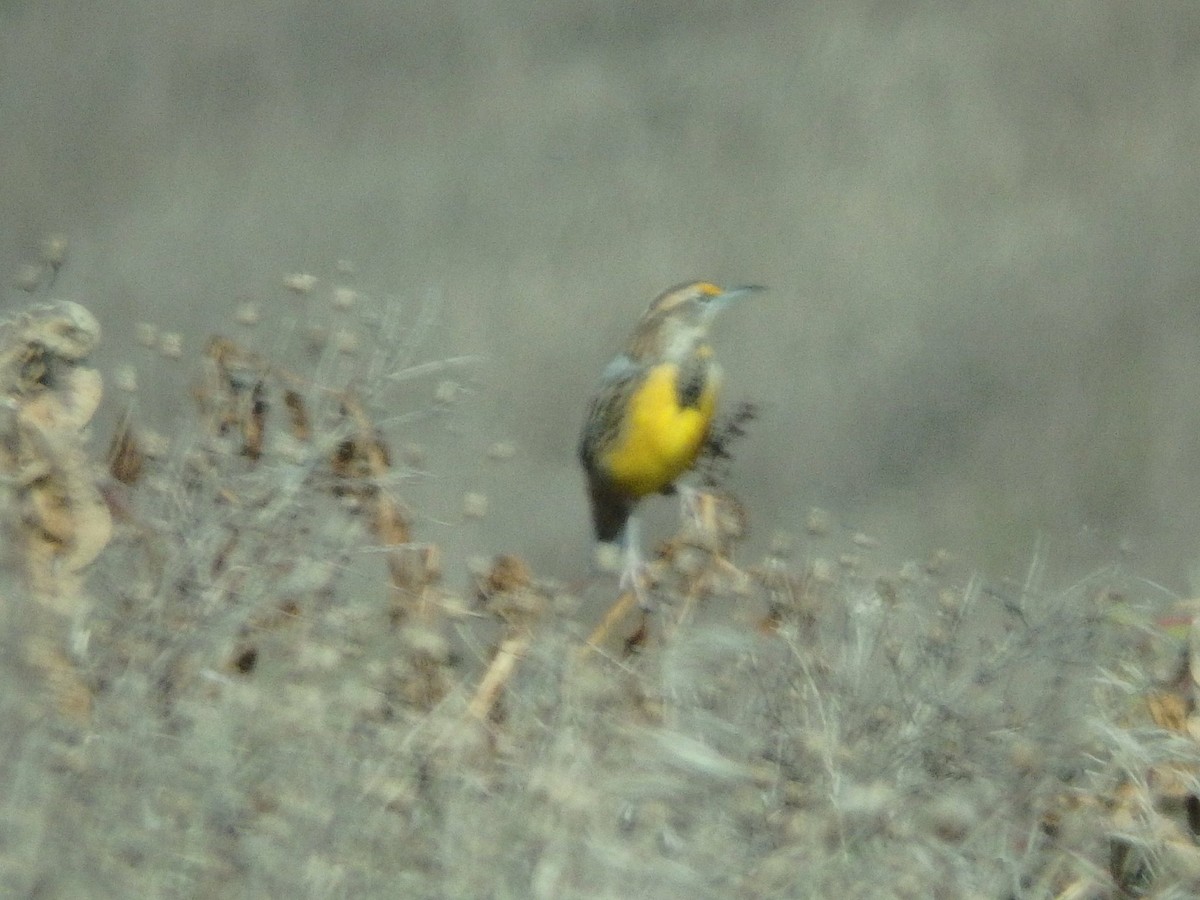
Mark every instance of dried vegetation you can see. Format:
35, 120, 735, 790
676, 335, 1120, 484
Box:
2, 260, 1200, 897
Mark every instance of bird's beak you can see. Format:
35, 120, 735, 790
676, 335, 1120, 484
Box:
721, 284, 765, 303
708, 284, 765, 317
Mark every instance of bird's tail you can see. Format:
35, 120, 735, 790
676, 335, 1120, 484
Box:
587, 479, 633, 544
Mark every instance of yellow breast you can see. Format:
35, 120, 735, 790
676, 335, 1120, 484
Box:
600, 361, 717, 498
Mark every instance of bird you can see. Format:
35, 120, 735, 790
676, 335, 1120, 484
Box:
578, 281, 763, 605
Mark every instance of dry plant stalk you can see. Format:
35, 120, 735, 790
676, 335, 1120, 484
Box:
0, 301, 112, 720
331, 392, 437, 626
581, 589, 642, 656
580, 487, 751, 654
189, 335, 451, 707
467, 555, 543, 721
467, 631, 533, 722
195, 338, 435, 623
195, 336, 270, 460
1036, 599, 1200, 894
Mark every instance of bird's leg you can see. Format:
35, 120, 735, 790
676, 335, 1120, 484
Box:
619, 515, 653, 610
677, 482, 709, 538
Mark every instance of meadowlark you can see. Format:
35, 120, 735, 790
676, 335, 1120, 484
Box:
579, 281, 763, 604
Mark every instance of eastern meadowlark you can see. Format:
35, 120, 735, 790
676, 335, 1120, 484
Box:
578, 281, 763, 602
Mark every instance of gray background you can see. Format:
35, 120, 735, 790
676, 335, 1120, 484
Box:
5, 0, 1200, 589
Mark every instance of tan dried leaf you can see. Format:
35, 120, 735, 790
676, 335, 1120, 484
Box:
1148, 690, 1190, 733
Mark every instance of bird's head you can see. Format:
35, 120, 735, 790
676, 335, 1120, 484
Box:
629, 281, 764, 361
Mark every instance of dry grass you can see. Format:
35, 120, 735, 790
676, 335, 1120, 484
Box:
3, 280, 1200, 899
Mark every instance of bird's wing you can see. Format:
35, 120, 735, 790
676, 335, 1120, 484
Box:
579, 354, 644, 470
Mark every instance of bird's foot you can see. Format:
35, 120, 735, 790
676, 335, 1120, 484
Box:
678, 483, 711, 539
619, 515, 655, 611
619, 556, 654, 612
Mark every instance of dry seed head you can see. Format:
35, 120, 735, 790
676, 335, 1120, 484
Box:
851, 531, 879, 549
331, 286, 358, 310
551, 591, 581, 616
113, 364, 137, 393
139, 429, 169, 458
283, 273, 318, 295
22, 367, 104, 430
333, 328, 359, 355
399, 624, 450, 663
723, 564, 755, 597
467, 555, 496, 585
488, 586, 545, 622
833, 780, 896, 833
809, 558, 836, 586
805, 506, 831, 536
296, 642, 343, 673
463, 492, 488, 519
937, 588, 960, 613
40, 235, 68, 268
1008, 736, 1043, 775
158, 332, 183, 359
6, 300, 101, 361
484, 554, 533, 595
234, 302, 261, 326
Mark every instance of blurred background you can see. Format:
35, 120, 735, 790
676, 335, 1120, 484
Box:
3, 0, 1200, 592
